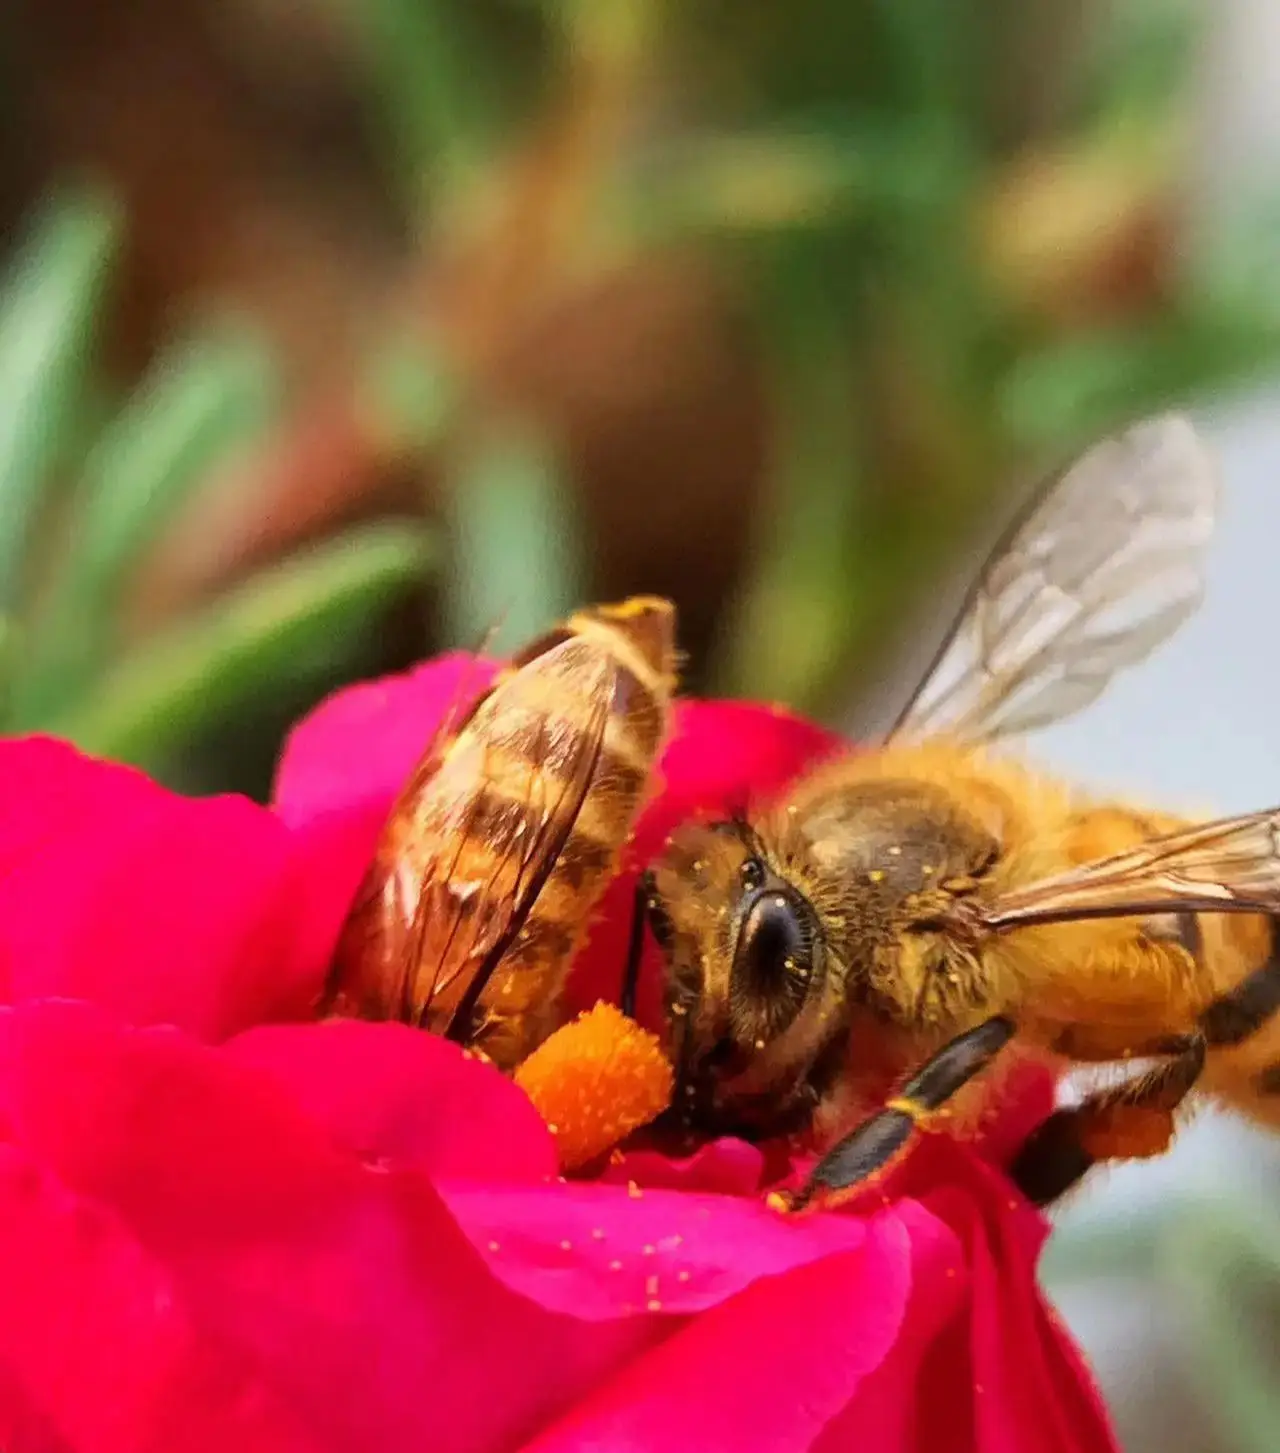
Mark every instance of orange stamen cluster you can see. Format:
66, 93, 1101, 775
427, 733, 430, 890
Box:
514, 1001, 674, 1171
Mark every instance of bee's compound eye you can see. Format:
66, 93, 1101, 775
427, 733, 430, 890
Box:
740, 857, 766, 892
732, 888, 816, 1000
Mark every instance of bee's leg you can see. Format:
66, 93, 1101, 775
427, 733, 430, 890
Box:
619, 871, 654, 1020
770, 1015, 1017, 1214
1013, 946, 1280, 1205
1009, 1032, 1206, 1207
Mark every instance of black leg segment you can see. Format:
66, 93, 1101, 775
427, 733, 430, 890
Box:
772, 1015, 1017, 1213
1010, 1031, 1206, 1207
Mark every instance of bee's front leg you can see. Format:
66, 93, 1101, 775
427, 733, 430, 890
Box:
768, 1014, 1017, 1214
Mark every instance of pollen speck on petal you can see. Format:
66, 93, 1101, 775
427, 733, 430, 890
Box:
514, 1001, 673, 1171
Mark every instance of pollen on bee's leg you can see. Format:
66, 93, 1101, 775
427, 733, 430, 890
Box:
514, 1002, 674, 1171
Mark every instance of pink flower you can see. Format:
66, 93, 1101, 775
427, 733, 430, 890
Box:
0, 655, 1119, 1453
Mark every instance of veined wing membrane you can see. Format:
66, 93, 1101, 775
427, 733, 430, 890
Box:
888, 415, 1220, 746
966, 808, 1280, 933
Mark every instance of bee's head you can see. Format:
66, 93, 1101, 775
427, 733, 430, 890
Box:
644, 815, 848, 1141
644, 777, 1004, 1141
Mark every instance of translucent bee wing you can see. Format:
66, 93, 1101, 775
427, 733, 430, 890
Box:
887, 415, 1220, 746
973, 808, 1280, 932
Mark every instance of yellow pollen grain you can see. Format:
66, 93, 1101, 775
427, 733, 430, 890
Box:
868, 869, 886, 884
647, 1299, 663, 1312
609, 1259, 623, 1272
754, 1038, 765, 1050
559, 1239, 573, 1251
765, 1192, 790, 1214
677, 1270, 691, 1283
888, 845, 902, 856
487, 1240, 501, 1253
513, 1001, 674, 1171
627, 1180, 644, 1200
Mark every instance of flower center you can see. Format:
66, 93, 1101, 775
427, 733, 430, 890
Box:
514, 1002, 674, 1171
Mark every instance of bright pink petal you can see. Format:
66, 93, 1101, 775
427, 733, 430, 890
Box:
0, 1000, 659, 1453
953, 1171, 1120, 1453
812, 1201, 973, 1453
226, 1018, 557, 1183
272, 653, 498, 829
884, 1134, 1119, 1453
522, 1207, 962, 1453
441, 1176, 868, 1320
0, 1146, 322, 1453
597, 1139, 770, 1198
0, 739, 348, 1039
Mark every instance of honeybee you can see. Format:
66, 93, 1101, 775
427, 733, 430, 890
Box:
643, 415, 1280, 1212
324, 595, 677, 1071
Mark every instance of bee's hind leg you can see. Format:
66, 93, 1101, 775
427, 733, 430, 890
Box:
770, 1015, 1017, 1214
1013, 924, 1280, 1206
1013, 935, 1280, 1206
1009, 1032, 1205, 1207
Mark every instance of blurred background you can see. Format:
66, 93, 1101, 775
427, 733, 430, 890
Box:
2, 0, 1280, 1445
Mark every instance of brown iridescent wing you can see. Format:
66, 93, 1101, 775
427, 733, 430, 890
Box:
888, 415, 1220, 746
964, 808, 1280, 933
410, 681, 613, 1040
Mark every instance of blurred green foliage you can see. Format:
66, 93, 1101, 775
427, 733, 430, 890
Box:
0, 191, 434, 783
347, 0, 1280, 712
5, 0, 1280, 779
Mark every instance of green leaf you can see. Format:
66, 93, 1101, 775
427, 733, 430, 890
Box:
623, 123, 966, 243
442, 418, 584, 655
352, 0, 497, 204
714, 272, 866, 707
998, 309, 1280, 454
0, 188, 120, 606
356, 326, 460, 455
13, 325, 280, 720
1074, 0, 1200, 138
45, 522, 436, 770
870, 0, 977, 133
